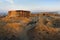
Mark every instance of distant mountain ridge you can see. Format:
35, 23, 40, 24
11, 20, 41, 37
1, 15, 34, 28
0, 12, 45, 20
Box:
31, 10, 60, 14
0, 10, 8, 17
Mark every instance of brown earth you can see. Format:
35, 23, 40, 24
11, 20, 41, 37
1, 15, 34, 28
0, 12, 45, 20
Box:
28, 15, 60, 40
0, 10, 60, 40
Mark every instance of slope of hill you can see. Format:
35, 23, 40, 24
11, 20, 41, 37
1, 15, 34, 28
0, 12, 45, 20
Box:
0, 10, 60, 40
28, 14, 60, 40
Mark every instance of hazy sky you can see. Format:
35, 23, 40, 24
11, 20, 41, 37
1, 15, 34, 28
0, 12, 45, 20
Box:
0, 0, 60, 11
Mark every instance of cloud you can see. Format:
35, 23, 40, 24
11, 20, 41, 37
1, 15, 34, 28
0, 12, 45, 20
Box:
6, 0, 14, 4
0, 0, 60, 11
0, 4, 30, 11
0, 2, 1, 4
8, 5, 30, 10
1, 4, 60, 11
0, 1, 3, 4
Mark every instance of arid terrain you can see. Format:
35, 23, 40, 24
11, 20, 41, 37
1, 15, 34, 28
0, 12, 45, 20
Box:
0, 10, 60, 40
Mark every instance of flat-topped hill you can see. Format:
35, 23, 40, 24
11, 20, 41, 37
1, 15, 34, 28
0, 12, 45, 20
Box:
7, 10, 31, 18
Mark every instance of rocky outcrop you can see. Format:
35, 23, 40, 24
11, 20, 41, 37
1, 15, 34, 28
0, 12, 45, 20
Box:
7, 10, 31, 18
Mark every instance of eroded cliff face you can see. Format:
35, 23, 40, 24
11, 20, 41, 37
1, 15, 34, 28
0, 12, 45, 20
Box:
7, 10, 31, 18
0, 10, 60, 40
